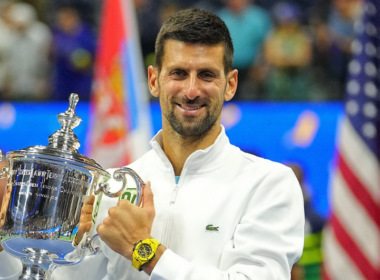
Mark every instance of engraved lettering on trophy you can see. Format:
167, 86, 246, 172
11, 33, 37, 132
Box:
46, 170, 64, 180
12, 182, 50, 189
35, 193, 57, 200
12, 168, 65, 181
18, 169, 32, 176
41, 185, 58, 191
18, 192, 32, 196
67, 174, 91, 186
33, 170, 47, 178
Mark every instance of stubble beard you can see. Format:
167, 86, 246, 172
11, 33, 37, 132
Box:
162, 96, 223, 140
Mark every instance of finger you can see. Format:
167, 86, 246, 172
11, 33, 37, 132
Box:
83, 194, 95, 204
80, 213, 93, 223
117, 198, 131, 208
0, 213, 4, 229
88, 195, 95, 204
96, 223, 105, 237
83, 195, 95, 205
81, 204, 94, 215
142, 182, 154, 210
75, 225, 86, 244
82, 221, 92, 232
77, 220, 92, 234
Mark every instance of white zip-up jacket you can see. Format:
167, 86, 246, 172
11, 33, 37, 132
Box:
0, 126, 304, 280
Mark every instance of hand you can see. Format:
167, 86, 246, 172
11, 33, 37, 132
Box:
0, 184, 11, 253
97, 182, 155, 260
0, 185, 11, 230
74, 195, 95, 245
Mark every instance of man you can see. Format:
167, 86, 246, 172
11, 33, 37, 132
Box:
0, 8, 304, 279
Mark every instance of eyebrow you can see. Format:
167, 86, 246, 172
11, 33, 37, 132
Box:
167, 65, 221, 74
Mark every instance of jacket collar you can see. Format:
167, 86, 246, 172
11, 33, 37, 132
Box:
149, 125, 231, 172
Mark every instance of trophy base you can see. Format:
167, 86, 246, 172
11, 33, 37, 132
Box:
1, 236, 78, 266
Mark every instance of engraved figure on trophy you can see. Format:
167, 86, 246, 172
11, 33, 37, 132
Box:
0, 93, 144, 280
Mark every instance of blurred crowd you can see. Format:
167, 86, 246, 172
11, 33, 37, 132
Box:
0, 0, 362, 102
0, 0, 97, 101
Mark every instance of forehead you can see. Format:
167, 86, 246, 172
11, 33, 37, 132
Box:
161, 40, 225, 71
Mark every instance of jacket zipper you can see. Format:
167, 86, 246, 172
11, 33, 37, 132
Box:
161, 168, 185, 247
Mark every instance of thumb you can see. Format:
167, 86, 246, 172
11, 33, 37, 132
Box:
142, 181, 154, 211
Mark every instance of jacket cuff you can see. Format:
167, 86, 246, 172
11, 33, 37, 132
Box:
0, 250, 22, 278
150, 249, 189, 280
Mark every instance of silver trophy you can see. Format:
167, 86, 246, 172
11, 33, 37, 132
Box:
0, 94, 144, 279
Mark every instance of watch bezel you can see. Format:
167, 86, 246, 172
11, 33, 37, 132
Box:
135, 242, 154, 260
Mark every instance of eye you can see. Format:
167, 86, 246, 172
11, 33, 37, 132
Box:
199, 71, 215, 80
171, 70, 187, 78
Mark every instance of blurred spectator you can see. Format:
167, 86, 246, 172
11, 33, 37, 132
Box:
263, 2, 313, 101
46, 0, 100, 29
165, 0, 223, 11
2, 2, 51, 101
134, 0, 161, 69
0, 1, 13, 98
158, 2, 181, 24
51, 5, 96, 101
289, 163, 325, 280
256, 0, 320, 24
307, 2, 337, 101
325, 0, 362, 98
187, 0, 224, 12
218, 0, 272, 100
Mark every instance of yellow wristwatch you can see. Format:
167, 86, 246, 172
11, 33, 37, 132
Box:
132, 238, 161, 271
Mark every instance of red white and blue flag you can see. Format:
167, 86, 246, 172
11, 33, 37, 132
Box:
323, 0, 380, 279
87, 0, 152, 168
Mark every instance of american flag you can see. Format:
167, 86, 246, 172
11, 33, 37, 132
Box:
323, 0, 380, 279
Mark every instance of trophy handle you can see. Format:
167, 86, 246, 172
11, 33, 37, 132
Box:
84, 167, 145, 254
81, 233, 101, 255
94, 167, 144, 206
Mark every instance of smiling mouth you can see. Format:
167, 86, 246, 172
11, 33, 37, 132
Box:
182, 105, 202, 110
177, 103, 205, 111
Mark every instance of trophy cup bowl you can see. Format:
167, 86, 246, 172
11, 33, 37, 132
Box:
0, 94, 144, 279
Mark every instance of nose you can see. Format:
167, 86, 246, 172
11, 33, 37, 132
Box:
184, 73, 200, 100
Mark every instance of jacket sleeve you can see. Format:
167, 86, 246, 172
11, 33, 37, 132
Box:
150, 168, 305, 280
0, 251, 22, 280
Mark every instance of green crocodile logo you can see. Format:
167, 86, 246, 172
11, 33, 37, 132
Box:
206, 224, 219, 231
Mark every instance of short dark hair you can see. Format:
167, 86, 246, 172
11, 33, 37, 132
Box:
155, 8, 234, 74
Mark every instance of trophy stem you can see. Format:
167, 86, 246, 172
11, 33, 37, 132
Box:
19, 252, 57, 280
19, 264, 47, 280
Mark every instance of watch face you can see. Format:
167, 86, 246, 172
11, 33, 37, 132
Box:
138, 243, 152, 258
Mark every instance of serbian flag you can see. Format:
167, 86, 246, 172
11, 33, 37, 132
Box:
323, 1, 380, 279
87, 0, 152, 168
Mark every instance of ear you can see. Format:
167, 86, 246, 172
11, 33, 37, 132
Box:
224, 69, 238, 101
148, 66, 159, 97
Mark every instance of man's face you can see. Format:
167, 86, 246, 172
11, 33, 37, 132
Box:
148, 40, 237, 138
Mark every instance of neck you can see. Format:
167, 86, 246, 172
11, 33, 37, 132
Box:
161, 122, 221, 176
